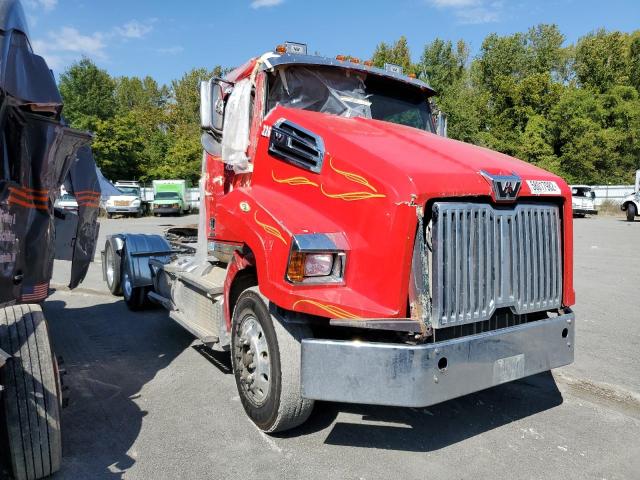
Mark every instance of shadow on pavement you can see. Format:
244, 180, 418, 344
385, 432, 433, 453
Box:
43, 298, 192, 479
283, 371, 563, 452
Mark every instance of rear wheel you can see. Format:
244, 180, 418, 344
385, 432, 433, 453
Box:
121, 247, 149, 311
231, 287, 314, 433
0, 305, 62, 480
627, 203, 637, 222
104, 238, 122, 296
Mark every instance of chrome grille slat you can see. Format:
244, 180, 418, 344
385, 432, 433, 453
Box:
432, 202, 562, 328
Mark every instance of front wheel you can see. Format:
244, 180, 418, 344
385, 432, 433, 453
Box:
627, 203, 637, 222
231, 287, 314, 433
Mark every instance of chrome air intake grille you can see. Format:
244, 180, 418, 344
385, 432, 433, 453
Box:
431, 202, 562, 328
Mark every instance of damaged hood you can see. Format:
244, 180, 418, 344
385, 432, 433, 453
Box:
271, 107, 570, 202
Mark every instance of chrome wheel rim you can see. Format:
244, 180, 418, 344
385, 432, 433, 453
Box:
235, 315, 271, 405
106, 246, 115, 286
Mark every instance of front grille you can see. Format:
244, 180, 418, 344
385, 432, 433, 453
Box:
431, 202, 562, 328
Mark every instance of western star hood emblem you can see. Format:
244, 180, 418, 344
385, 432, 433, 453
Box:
480, 170, 522, 202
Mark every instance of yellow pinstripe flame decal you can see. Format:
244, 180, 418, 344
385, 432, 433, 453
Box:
271, 155, 385, 202
254, 211, 287, 246
293, 299, 360, 319
271, 171, 319, 187
320, 184, 386, 201
328, 154, 378, 193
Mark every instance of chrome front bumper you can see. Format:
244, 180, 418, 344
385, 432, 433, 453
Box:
106, 206, 140, 213
153, 206, 180, 214
301, 312, 574, 407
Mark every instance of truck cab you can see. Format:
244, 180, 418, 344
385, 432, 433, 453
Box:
104, 42, 576, 433
105, 180, 144, 218
621, 169, 640, 222
151, 179, 191, 216
570, 185, 597, 217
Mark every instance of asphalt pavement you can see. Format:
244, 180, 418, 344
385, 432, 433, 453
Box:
41, 214, 640, 480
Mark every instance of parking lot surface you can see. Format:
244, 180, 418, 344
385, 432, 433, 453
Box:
44, 214, 639, 480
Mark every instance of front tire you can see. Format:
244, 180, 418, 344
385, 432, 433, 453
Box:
231, 287, 314, 433
627, 203, 637, 222
0, 305, 62, 480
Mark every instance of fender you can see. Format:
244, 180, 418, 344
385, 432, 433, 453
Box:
223, 250, 256, 329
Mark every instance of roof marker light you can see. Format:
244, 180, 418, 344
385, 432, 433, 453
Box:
336, 55, 347, 61
350, 58, 361, 64
284, 41, 308, 55
363, 60, 374, 67
384, 63, 403, 74
275, 42, 308, 55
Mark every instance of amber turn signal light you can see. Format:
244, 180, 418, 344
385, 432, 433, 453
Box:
287, 251, 306, 282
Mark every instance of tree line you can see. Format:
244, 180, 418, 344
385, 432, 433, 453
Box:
59, 24, 640, 185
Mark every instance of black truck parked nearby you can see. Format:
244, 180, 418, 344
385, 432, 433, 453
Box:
0, 1, 100, 479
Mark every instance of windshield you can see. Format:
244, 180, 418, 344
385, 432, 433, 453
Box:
267, 66, 435, 132
155, 192, 179, 200
60, 194, 76, 201
118, 186, 140, 196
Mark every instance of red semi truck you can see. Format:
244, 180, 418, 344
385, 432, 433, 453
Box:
103, 42, 575, 433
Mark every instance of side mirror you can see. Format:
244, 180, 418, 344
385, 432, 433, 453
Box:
200, 78, 227, 134
591, 191, 596, 199
436, 111, 448, 137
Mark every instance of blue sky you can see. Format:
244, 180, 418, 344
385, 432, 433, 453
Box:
23, 0, 640, 86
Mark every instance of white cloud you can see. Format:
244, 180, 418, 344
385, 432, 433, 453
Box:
114, 20, 154, 39
25, 0, 58, 12
30, 18, 156, 72
431, 0, 479, 6
156, 46, 184, 55
32, 27, 107, 62
428, 0, 502, 24
251, 0, 284, 9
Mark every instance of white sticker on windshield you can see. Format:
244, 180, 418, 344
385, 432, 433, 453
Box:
339, 96, 372, 106
526, 180, 561, 195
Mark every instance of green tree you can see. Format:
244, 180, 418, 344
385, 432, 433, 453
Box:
372, 36, 414, 74
59, 58, 116, 130
574, 30, 630, 92
91, 112, 146, 180
419, 39, 468, 94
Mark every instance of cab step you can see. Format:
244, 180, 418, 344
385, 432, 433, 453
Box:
178, 271, 224, 298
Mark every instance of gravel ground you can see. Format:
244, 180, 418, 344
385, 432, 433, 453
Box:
37, 214, 640, 480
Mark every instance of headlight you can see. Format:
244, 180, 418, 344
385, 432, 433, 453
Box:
173, 203, 180, 208
287, 251, 345, 284
131, 199, 141, 207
